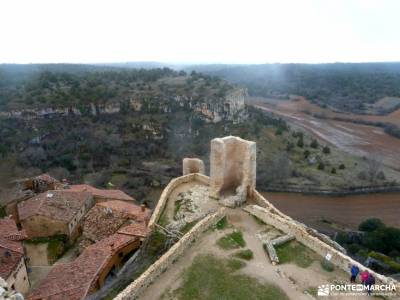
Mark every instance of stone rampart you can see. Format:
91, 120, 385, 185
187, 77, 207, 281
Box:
115, 208, 226, 300
148, 173, 210, 229
244, 204, 399, 292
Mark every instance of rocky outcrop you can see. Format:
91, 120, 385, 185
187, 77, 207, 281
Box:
0, 88, 247, 124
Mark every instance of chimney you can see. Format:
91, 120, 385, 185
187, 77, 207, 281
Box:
140, 204, 146, 212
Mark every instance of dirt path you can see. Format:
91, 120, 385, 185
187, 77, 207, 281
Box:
264, 192, 400, 231
139, 208, 368, 300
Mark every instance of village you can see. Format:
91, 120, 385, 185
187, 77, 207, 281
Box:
0, 173, 151, 299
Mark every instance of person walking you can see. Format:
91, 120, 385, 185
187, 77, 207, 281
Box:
366, 273, 375, 296
360, 270, 369, 285
350, 264, 360, 283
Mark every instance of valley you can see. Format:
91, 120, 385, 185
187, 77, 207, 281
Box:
250, 96, 400, 170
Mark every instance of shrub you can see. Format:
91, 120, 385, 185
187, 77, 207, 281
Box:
286, 142, 294, 151
348, 243, 362, 255
0, 206, 6, 218
217, 230, 246, 250
331, 167, 336, 174
275, 127, 283, 135
310, 139, 319, 148
303, 150, 310, 158
369, 251, 400, 272
317, 162, 325, 170
227, 258, 246, 271
377, 171, 386, 180
297, 137, 304, 148
359, 218, 385, 232
362, 226, 400, 255
215, 216, 228, 230
321, 259, 334, 272
322, 146, 331, 154
339, 163, 346, 169
233, 249, 254, 260
335, 232, 351, 245
356, 249, 369, 260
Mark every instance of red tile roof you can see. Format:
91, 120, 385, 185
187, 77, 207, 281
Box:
28, 225, 142, 300
17, 190, 92, 223
117, 222, 149, 238
0, 217, 26, 279
80, 201, 150, 246
65, 184, 134, 201
97, 200, 150, 222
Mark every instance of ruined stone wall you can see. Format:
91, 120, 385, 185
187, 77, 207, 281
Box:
148, 173, 210, 229
115, 208, 226, 300
244, 204, 399, 292
182, 158, 205, 175
210, 136, 256, 198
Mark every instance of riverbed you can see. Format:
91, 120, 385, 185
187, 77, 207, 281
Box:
263, 192, 400, 232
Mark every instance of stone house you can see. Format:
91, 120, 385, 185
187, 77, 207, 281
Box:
17, 190, 94, 241
28, 222, 149, 300
22, 174, 59, 193
0, 217, 30, 295
2, 174, 59, 225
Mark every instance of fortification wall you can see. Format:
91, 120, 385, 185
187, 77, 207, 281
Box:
148, 173, 210, 229
115, 208, 226, 300
244, 204, 399, 292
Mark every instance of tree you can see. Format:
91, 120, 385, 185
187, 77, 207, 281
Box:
264, 153, 292, 182
366, 155, 383, 182
359, 218, 385, 232
297, 137, 304, 148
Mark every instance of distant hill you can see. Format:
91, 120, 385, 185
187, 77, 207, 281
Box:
187, 62, 400, 113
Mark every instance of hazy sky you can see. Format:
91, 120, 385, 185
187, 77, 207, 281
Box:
1, 0, 399, 64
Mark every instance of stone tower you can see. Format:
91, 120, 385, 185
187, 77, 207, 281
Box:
210, 136, 256, 206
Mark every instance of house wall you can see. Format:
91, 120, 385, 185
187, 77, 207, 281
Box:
68, 202, 90, 240
96, 239, 142, 288
21, 216, 68, 239
115, 208, 225, 300
6, 257, 30, 295
5, 202, 19, 224
24, 242, 51, 266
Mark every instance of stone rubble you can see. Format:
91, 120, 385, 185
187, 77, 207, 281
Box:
167, 185, 216, 232
0, 277, 24, 300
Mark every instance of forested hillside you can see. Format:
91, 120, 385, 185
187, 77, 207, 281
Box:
190, 63, 400, 113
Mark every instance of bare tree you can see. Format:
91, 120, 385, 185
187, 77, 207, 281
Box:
366, 154, 383, 183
